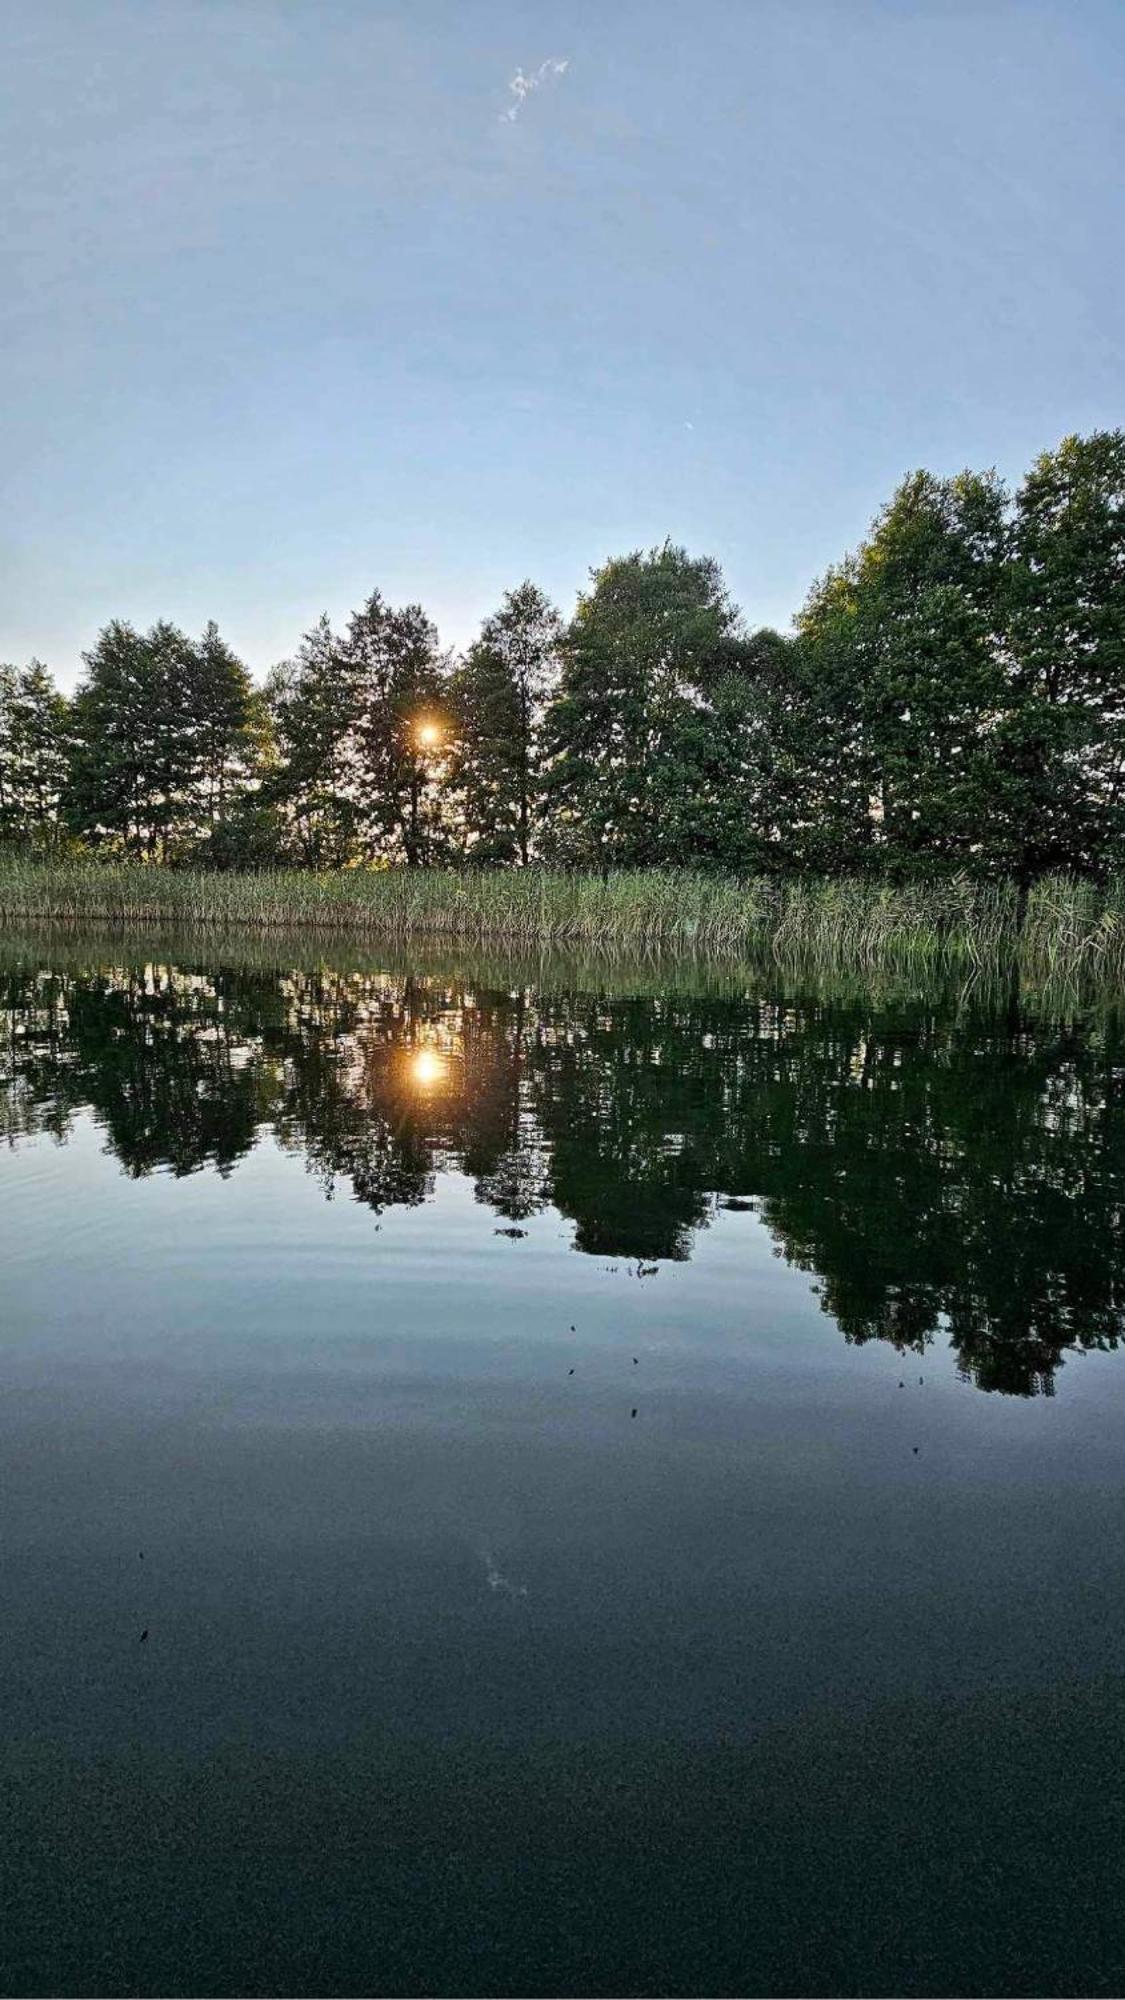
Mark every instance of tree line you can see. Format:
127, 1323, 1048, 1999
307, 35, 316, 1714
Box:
2, 429, 1123, 881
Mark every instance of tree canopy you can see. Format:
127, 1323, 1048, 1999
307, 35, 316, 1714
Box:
4, 429, 1122, 881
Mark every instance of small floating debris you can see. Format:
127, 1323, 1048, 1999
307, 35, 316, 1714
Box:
631, 1408, 637, 1419
139, 1629, 149, 1644
494, 1227, 527, 1239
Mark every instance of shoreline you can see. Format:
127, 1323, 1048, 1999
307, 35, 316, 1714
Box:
1, 860, 1123, 987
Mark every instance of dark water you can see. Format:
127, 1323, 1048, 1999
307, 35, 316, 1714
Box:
3, 936, 1125, 1997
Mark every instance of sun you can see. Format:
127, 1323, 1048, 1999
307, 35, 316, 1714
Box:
416, 720, 441, 748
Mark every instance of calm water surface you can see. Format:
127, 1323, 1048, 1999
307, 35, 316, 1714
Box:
3, 935, 1125, 1996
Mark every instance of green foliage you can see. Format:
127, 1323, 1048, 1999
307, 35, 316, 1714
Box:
989, 431, 1125, 879
68, 621, 194, 857
5, 856, 1125, 992
795, 468, 1010, 874
265, 595, 449, 866
685, 626, 815, 872
450, 582, 561, 865
197, 798, 294, 872
67, 619, 259, 858
343, 592, 449, 864
193, 621, 264, 830
0, 660, 70, 850
263, 617, 365, 868
11, 428, 1125, 888
543, 542, 744, 867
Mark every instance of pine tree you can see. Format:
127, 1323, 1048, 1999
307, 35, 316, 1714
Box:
68, 621, 204, 856
67, 621, 158, 853
0, 661, 70, 849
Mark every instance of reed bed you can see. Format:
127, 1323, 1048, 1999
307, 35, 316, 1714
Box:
1, 859, 1124, 985
0, 859, 772, 949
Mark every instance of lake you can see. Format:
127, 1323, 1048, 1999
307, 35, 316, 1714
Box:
3, 934, 1125, 1997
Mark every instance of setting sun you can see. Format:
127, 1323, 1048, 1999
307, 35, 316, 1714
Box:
416, 720, 440, 748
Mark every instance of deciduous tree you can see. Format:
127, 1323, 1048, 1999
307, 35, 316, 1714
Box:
544, 542, 743, 868
450, 582, 561, 864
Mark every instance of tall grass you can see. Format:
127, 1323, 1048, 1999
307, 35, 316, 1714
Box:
0, 858, 773, 948
1, 858, 1124, 985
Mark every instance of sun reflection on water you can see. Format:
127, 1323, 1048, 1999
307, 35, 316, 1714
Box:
410, 1048, 445, 1089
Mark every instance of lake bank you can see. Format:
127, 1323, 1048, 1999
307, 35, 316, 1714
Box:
2, 859, 1125, 986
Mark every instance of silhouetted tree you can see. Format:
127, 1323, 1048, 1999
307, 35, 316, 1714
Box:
543, 542, 744, 868
264, 617, 364, 868
990, 430, 1125, 881
451, 582, 562, 865
193, 620, 263, 831
795, 469, 1010, 875
11, 428, 1125, 881
68, 620, 258, 857
343, 592, 450, 864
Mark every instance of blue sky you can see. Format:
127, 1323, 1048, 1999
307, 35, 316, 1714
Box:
3, 0, 1122, 685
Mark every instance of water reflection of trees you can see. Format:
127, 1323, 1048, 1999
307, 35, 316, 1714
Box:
2, 955, 1123, 1396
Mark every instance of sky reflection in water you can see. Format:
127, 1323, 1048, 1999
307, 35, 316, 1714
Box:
3, 939, 1125, 1996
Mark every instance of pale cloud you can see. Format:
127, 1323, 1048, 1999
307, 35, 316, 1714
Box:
501, 57, 569, 123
